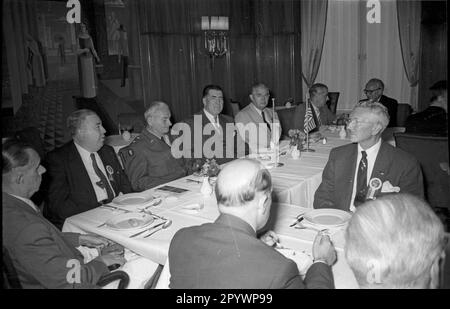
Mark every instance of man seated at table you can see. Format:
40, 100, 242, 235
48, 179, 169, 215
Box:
292, 83, 336, 135
314, 102, 424, 212
168, 158, 336, 289
345, 194, 447, 288
45, 109, 132, 229
2, 139, 126, 288
235, 83, 281, 153
405, 80, 447, 136
359, 78, 398, 127
119, 102, 187, 191
173, 85, 239, 168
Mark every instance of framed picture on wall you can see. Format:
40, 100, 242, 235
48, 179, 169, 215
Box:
105, 0, 128, 55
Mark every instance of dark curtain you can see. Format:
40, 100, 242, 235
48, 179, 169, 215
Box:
135, 0, 302, 122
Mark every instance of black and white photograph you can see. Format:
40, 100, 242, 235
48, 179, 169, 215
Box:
1, 0, 448, 291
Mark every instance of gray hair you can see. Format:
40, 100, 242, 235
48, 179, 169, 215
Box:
366, 78, 385, 90
2, 139, 34, 175
308, 83, 328, 98
345, 194, 446, 288
144, 101, 168, 121
251, 83, 269, 94
67, 109, 97, 137
215, 160, 272, 207
354, 101, 390, 131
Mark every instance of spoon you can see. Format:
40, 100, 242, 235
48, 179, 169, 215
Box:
143, 220, 172, 238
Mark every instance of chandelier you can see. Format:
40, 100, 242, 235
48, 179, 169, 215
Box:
201, 16, 229, 58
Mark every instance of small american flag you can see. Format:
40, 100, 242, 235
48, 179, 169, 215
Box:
304, 102, 317, 133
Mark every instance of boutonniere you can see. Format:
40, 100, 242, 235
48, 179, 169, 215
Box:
381, 180, 400, 193
366, 177, 382, 200
106, 165, 114, 182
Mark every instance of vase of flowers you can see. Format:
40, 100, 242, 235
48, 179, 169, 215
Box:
288, 129, 305, 151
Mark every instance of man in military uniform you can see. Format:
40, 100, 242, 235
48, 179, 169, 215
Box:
119, 102, 187, 192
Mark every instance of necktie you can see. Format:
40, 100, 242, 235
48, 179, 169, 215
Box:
261, 110, 271, 132
90, 153, 115, 202
354, 151, 368, 207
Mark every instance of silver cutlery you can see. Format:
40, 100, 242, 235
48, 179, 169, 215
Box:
289, 212, 306, 227
143, 220, 172, 238
294, 224, 328, 233
97, 221, 108, 228
100, 205, 132, 213
186, 179, 202, 184
129, 221, 167, 238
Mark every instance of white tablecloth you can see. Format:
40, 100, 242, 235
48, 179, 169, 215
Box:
270, 131, 350, 207
63, 129, 358, 288
63, 195, 358, 288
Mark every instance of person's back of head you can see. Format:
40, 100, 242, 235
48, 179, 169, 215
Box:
429, 80, 447, 111
345, 194, 446, 288
215, 158, 272, 232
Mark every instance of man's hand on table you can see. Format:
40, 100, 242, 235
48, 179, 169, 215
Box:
79, 234, 112, 249
312, 232, 337, 266
259, 230, 280, 247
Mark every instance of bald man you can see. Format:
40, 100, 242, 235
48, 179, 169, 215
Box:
168, 158, 336, 289
359, 78, 398, 127
119, 102, 187, 191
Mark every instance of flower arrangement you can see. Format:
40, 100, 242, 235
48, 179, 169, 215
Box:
288, 129, 305, 150
193, 159, 221, 177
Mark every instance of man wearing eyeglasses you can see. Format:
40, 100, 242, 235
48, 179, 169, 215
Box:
359, 78, 398, 127
314, 102, 423, 212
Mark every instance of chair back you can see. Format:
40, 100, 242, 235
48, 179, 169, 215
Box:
118, 113, 145, 134
326, 92, 340, 114
2, 246, 22, 289
397, 103, 413, 127
394, 132, 450, 210
154, 258, 171, 289
15, 127, 45, 158
230, 100, 241, 117
277, 106, 297, 136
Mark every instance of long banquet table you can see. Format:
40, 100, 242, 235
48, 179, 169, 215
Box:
63, 129, 358, 288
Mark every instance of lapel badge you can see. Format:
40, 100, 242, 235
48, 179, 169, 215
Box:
366, 177, 382, 200
106, 165, 114, 181
128, 149, 134, 156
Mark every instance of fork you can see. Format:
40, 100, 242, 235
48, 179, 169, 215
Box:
129, 221, 167, 238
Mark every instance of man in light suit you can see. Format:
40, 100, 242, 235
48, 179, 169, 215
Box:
359, 78, 398, 127
292, 83, 336, 133
174, 85, 239, 168
169, 158, 336, 289
45, 109, 132, 229
120, 102, 187, 191
235, 83, 281, 153
314, 102, 424, 212
2, 139, 125, 288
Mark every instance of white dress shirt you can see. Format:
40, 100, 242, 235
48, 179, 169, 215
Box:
349, 138, 382, 212
74, 142, 116, 202
203, 108, 222, 133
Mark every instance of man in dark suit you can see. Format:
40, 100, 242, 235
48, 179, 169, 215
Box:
2, 139, 125, 288
405, 80, 447, 136
292, 83, 336, 133
314, 102, 424, 212
120, 102, 187, 191
45, 109, 132, 229
174, 85, 240, 168
169, 158, 336, 289
359, 78, 398, 127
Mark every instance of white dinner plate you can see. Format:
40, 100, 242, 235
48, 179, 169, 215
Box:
105, 212, 154, 231
112, 193, 154, 207
303, 209, 352, 228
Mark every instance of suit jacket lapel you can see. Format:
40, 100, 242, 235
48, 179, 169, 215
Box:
68, 142, 97, 202
342, 144, 358, 209
371, 142, 390, 181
